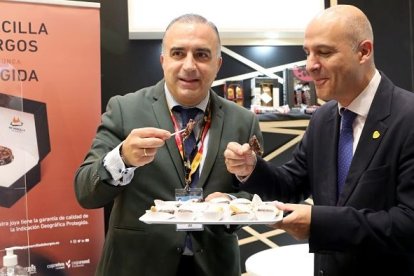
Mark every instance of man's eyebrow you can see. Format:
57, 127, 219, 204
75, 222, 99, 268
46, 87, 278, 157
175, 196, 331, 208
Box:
312, 43, 335, 49
169, 47, 185, 52
169, 47, 213, 56
195, 48, 211, 53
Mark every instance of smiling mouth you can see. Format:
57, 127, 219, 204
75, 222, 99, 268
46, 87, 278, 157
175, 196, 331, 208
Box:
180, 78, 198, 82
179, 77, 200, 85
314, 78, 327, 86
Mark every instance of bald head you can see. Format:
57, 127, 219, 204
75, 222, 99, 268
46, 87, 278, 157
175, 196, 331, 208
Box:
303, 5, 376, 105
310, 5, 373, 51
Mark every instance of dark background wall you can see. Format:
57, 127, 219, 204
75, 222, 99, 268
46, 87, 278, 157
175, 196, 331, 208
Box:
340, 0, 414, 92
96, 0, 413, 113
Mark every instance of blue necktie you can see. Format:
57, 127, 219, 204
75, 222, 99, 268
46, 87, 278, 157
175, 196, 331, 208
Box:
337, 109, 357, 197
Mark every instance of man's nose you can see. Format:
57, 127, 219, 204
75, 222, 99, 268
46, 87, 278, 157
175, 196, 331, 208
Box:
306, 55, 321, 72
183, 55, 196, 71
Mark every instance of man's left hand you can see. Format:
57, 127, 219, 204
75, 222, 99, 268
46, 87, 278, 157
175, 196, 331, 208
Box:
271, 202, 311, 241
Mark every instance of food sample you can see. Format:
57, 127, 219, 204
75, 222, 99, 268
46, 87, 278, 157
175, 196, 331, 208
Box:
174, 207, 195, 221
181, 119, 196, 141
202, 205, 224, 221
249, 135, 263, 156
150, 205, 175, 215
229, 204, 252, 221
153, 199, 182, 208
0, 145, 14, 166
254, 204, 279, 220
151, 200, 180, 213
146, 205, 175, 220
209, 196, 231, 205
232, 198, 251, 204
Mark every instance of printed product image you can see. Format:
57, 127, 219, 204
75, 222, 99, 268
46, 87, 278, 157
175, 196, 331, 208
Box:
0, 93, 50, 208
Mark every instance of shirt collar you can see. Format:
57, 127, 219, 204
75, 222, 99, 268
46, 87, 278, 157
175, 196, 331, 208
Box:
165, 83, 209, 112
338, 69, 381, 117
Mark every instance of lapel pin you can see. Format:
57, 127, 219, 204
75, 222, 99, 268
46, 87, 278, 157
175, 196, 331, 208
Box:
372, 130, 380, 139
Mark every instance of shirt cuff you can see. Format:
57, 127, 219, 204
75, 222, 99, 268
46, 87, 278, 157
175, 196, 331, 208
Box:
235, 154, 257, 182
236, 174, 252, 183
103, 143, 137, 186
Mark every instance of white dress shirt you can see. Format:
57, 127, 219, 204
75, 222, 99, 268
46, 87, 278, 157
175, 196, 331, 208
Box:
338, 70, 381, 153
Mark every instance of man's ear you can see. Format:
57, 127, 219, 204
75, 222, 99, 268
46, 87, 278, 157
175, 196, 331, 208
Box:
358, 40, 373, 64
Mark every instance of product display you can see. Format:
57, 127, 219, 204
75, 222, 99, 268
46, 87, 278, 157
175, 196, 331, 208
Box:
224, 81, 244, 106
283, 66, 317, 108
250, 77, 280, 108
0, 93, 50, 208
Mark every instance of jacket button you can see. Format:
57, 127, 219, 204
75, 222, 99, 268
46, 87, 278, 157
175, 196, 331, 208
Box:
176, 247, 183, 254
319, 270, 325, 276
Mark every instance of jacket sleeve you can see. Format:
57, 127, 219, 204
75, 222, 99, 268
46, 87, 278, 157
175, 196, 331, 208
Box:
74, 95, 128, 209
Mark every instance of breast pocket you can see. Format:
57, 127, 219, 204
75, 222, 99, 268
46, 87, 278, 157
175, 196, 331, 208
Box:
351, 165, 394, 209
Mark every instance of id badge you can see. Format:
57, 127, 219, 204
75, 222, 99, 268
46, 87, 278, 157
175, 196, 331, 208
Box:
175, 188, 204, 231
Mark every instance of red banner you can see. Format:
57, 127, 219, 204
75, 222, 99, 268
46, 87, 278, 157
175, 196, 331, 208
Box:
0, 1, 103, 275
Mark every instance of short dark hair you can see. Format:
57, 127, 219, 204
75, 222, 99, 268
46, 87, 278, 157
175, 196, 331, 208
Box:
162, 13, 221, 57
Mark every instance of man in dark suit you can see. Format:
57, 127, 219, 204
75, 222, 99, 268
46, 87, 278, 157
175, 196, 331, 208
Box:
224, 5, 414, 276
74, 14, 262, 276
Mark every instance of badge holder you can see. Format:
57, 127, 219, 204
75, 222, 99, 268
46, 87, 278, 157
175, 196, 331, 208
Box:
175, 187, 204, 231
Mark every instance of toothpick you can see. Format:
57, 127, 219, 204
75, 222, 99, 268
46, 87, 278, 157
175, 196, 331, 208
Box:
170, 128, 186, 137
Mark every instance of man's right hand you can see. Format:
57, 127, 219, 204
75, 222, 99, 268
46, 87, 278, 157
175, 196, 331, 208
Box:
121, 127, 171, 167
224, 142, 257, 178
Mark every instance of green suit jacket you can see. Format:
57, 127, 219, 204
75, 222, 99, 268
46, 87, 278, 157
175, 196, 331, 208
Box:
74, 80, 262, 276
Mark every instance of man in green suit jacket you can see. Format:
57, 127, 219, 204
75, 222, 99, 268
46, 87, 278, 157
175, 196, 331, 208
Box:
74, 14, 262, 276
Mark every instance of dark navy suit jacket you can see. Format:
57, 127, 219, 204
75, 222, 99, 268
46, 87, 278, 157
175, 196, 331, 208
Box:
242, 73, 414, 276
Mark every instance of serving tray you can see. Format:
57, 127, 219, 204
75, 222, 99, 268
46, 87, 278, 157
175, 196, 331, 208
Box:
139, 209, 283, 225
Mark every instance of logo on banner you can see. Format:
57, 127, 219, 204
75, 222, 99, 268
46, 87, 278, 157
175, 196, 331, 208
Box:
47, 258, 91, 272
10, 116, 23, 126
8, 115, 25, 133
46, 262, 65, 271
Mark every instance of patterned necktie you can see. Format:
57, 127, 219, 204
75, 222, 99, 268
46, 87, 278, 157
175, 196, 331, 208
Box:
337, 109, 357, 197
179, 107, 199, 158
173, 106, 201, 256
173, 106, 201, 186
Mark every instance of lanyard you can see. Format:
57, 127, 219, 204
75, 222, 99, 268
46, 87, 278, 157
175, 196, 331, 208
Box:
170, 103, 211, 188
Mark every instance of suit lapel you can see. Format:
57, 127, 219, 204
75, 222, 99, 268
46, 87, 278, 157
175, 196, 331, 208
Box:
316, 104, 341, 206
196, 92, 224, 188
337, 75, 392, 205
151, 81, 186, 187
